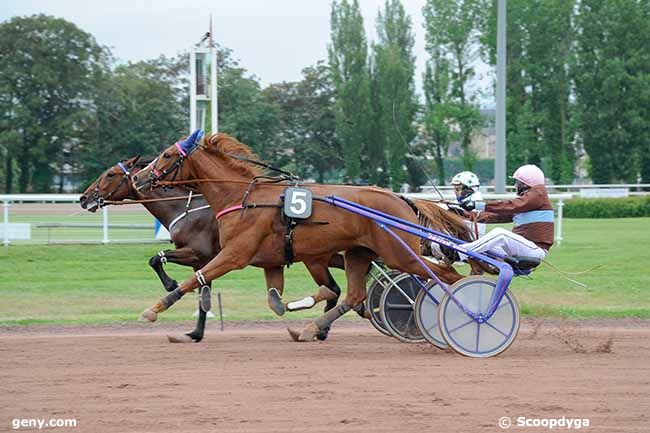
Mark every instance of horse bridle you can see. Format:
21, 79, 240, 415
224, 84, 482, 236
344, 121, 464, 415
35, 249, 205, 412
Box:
93, 161, 132, 207
146, 141, 195, 186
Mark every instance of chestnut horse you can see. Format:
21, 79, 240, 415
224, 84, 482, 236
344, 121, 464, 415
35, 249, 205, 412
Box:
133, 131, 466, 341
80, 156, 346, 342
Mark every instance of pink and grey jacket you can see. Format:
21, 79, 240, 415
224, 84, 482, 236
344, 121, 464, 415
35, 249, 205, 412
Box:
474, 185, 555, 251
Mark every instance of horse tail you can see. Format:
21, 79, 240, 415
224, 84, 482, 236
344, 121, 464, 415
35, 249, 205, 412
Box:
409, 198, 473, 242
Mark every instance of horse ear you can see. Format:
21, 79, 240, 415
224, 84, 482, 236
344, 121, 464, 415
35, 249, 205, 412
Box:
180, 129, 204, 153
129, 155, 141, 166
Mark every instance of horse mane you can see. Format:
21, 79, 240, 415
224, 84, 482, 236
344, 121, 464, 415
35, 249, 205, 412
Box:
203, 133, 263, 178
409, 198, 474, 242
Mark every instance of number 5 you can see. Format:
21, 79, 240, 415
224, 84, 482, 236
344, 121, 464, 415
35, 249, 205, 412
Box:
290, 191, 307, 215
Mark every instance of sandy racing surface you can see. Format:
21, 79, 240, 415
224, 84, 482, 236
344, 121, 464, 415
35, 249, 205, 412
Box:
1, 319, 649, 433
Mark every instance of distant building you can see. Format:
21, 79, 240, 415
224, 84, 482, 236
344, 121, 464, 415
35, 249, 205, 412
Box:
447, 109, 496, 159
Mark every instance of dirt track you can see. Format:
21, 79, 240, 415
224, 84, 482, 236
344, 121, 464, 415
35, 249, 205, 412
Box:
1, 319, 649, 433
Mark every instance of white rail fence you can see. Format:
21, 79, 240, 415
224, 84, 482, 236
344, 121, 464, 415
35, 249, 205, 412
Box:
421, 183, 650, 197
1, 194, 167, 246
1, 186, 645, 246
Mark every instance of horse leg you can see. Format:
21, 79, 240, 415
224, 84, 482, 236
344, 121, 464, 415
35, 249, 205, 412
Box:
265, 267, 286, 316
266, 259, 340, 341
148, 247, 201, 292
327, 253, 345, 270
267, 260, 340, 318
139, 244, 253, 322
288, 248, 374, 342
186, 280, 210, 342
302, 259, 343, 341
167, 281, 210, 343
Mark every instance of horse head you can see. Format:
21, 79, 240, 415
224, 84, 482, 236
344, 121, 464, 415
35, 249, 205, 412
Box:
80, 156, 142, 212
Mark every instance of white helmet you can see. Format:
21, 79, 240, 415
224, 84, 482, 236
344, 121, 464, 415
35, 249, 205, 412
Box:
451, 171, 480, 190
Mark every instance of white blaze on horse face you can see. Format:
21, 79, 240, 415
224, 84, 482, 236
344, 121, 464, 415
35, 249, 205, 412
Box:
287, 296, 316, 312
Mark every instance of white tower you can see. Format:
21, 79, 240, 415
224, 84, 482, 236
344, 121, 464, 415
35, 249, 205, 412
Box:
189, 18, 218, 133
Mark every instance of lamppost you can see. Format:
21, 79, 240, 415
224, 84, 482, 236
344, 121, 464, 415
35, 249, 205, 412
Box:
495, 0, 507, 193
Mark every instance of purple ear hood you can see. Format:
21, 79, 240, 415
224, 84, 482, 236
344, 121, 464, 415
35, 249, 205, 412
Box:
179, 129, 204, 154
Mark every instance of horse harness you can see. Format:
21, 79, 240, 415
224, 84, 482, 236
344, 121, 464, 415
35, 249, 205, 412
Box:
167, 191, 212, 232
216, 177, 329, 268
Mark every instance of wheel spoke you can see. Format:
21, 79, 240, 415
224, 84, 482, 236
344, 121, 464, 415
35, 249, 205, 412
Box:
385, 302, 413, 311
405, 313, 415, 334
495, 299, 511, 312
448, 318, 476, 334
475, 322, 480, 352
484, 320, 509, 338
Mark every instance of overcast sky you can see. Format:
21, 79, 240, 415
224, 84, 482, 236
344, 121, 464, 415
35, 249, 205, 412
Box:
2, 0, 493, 102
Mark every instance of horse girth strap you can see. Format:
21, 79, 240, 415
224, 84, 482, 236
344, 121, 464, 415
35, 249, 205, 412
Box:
281, 219, 329, 268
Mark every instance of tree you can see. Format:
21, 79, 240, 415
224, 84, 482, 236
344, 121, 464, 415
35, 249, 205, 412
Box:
423, 0, 485, 172
78, 55, 187, 186
483, 0, 581, 183
329, 0, 372, 181
0, 14, 107, 192
264, 62, 342, 182
372, 0, 418, 190
218, 65, 281, 161
423, 52, 454, 184
573, 0, 650, 183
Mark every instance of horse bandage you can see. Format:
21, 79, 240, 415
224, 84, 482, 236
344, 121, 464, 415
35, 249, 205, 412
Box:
287, 297, 315, 312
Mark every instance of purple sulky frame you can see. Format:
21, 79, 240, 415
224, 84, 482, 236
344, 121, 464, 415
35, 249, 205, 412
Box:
318, 195, 515, 323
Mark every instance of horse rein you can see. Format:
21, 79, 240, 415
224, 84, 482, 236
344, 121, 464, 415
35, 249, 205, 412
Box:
95, 160, 203, 207
146, 141, 298, 188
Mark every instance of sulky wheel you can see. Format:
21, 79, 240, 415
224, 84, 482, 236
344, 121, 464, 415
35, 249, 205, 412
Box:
438, 276, 520, 358
365, 268, 401, 337
413, 281, 448, 350
379, 273, 426, 343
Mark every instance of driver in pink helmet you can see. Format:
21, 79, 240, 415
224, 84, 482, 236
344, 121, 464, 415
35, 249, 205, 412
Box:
459, 164, 554, 261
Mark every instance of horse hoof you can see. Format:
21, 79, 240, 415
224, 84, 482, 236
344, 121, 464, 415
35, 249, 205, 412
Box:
287, 328, 302, 342
288, 323, 320, 342
268, 289, 286, 316
139, 308, 158, 322
167, 334, 194, 343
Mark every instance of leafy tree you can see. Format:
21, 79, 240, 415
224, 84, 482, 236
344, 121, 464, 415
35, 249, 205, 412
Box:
0, 14, 107, 192
422, 52, 454, 184
264, 62, 342, 182
482, 0, 592, 184
329, 0, 372, 181
372, 0, 418, 189
78, 55, 187, 186
218, 65, 280, 161
481, 0, 536, 173
573, 0, 650, 183
423, 0, 485, 171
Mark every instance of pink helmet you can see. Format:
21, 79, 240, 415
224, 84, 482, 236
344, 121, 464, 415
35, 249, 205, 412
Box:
512, 164, 545, 186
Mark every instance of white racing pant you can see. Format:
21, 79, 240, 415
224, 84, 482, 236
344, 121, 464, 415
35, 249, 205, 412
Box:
458, 227, 547, 261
